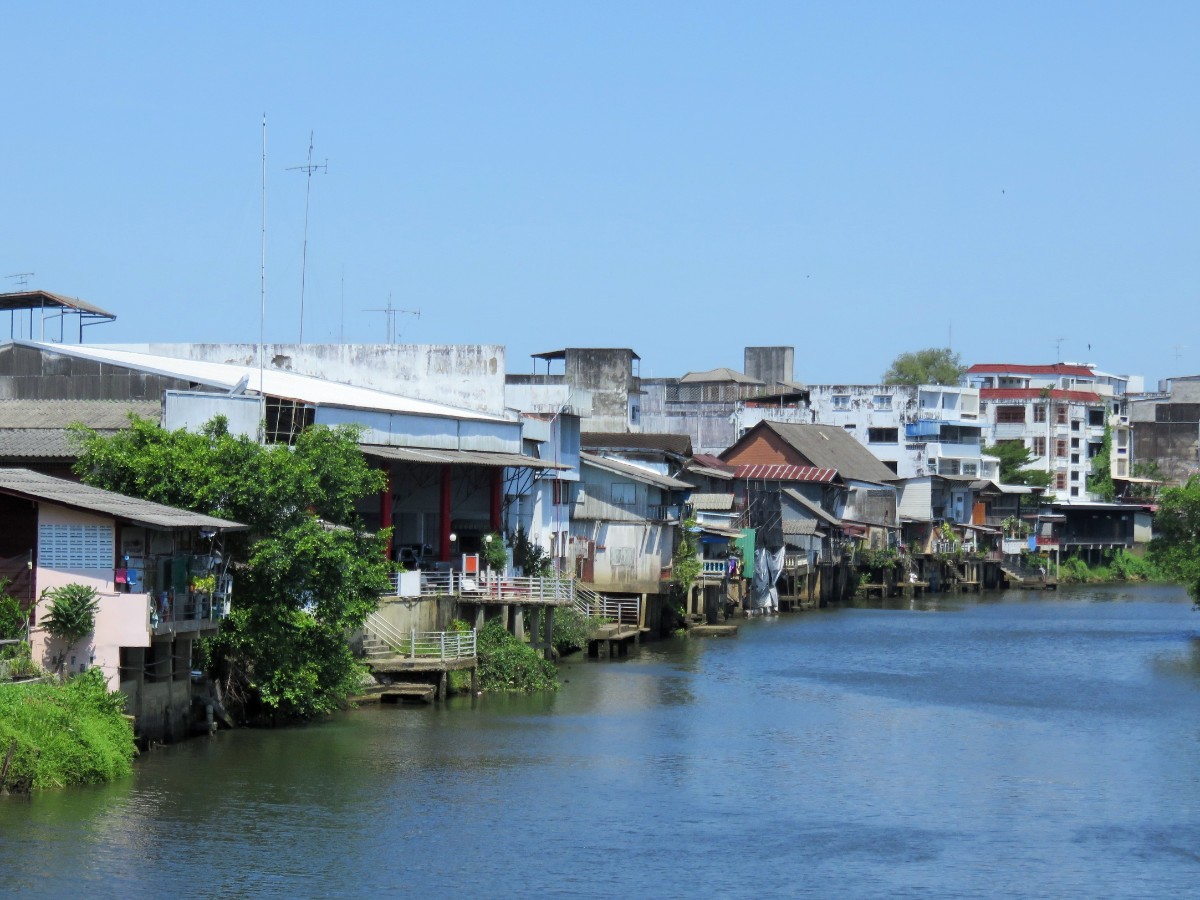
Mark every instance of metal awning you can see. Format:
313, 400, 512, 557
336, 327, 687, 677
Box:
359, 444, 567, 470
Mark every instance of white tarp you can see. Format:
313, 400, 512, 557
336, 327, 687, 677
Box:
750, 547, 786, 612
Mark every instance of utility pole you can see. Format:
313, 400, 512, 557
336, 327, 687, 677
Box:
287, 131, 328, 344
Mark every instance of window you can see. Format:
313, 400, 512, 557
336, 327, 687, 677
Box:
1055, 439, 1067, 458
1071, 453, 1079, 465
38, 523, 115, 570
1089, 409, 1105, 426
1070, 470, 1079, 482
1071, 420, 1080, 431
1070, 486, 1079, 497
997, 406, 1026, 424
1056, 405, 1068, 424
611, 483, 635, 508
1032, 436, 1047, 456
1056, 473, 1067, 490
962, 462, 978, 477
873, 395, 892, 410
1070, 437, 1079, 448
1034, 405, 1047, 423
831, 395, 850, 410
843, 424, 856, 431
868, 427, 898, 443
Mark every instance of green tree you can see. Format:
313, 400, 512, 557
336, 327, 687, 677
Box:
1088, 425, 1116, 502
0, 578, 27, 641
40, 583, 100, 646
1148, 475, 1200, 602
671, 517, 703, 593
882, 348, 966, 386
72, 416, 390, 720
982, 441, 1053, 488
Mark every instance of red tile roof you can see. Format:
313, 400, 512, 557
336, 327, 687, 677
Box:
733, 464, 839, 483
980, 388, 1104, 403
968, 363, 1095, 377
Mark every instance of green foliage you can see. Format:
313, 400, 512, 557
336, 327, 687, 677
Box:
40, 583, 100, 646
671, 518, 702, 592
72, 416, 391, 721
881, 347, 966, 386
1000, 515, 1030, 538
551, 605, 597, 655
475, 618, 558, 692
0, 578, 27, 641
983, 441, 1053, 488
1088, 425, 1116, 502
855, 547, 898, 571
1132, 460, 1163, 480
0, 669, 135, 791
482, 532, 509, 572
511, 526, 552, 577
1148, 475, 1200, 602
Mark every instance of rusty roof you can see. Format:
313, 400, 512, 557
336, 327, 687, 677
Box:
733, 464, 839, 483
0, 290, 116, 319
980, 388, 1103, 403
581, 432, 693, 455
968, 362, 1095, 377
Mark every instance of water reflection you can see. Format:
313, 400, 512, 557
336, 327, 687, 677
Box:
3, 585, 1200, 897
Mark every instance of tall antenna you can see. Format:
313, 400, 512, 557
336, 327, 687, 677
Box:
259, 115, 267, 392
1054, 336, 1065, 361
339, 266, 345, 344
1172, 344, 1185, 372
363, 294, 420, 343
287, 131, 328, 343
5, 272, 34, 290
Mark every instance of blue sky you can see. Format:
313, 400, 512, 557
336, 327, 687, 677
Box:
4, 2, 1197, 387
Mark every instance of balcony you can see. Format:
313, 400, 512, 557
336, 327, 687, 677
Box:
385, 571, 574, 606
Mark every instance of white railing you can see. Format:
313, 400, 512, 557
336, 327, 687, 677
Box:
385, 571, 573, 605
365, 611, 476, 660
701, 560, 726, 577
572, 585, 640, 625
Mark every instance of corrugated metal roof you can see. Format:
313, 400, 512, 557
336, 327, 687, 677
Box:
689, 493, 735, 511
16, 341, 507, 422
781, 488, 842, 527
0, 399, 160, 429
691, 453, 731, 469
0, 290, 116, 319
968, 363, 1095, 377
0, 430, 91, 459
581, 432, 693, 455
359, 445, 564, 469
782, 519, 822, 536
580, 452, 694, 490
0, 467, 246, 531
679, 367, 763, 385
729, 422, 899, 485
733, 464, 838, 483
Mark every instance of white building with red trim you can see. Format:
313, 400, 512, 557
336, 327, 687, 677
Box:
967, 363, 1118, 501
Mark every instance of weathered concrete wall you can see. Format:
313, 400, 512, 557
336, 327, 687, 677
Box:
744, 347, 794, 386
376, 596, 457, 633
0, 343, 193, 400
563, 349, 636, 432
108, 343, 508, 415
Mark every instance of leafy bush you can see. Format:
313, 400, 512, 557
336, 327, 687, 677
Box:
40, 583, 100, 645
551, 606, 597, 656
0, 669, 134, 791
0, 578, 27, 641
482, 533, 508, 572
511, 526, 552, 577
475, 618, 558, 692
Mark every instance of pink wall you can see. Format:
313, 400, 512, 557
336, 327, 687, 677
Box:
30, 504, 151, 686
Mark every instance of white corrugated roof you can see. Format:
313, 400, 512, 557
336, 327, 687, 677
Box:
20, 341, 507, 423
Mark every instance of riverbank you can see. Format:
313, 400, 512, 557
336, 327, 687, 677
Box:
0, 670, 135, 794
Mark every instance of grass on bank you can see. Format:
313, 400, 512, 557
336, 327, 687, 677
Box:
0, 670, 135, 791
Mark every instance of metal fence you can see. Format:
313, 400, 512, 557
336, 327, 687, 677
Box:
386, 571, 574, 605
365, 611, 476, 660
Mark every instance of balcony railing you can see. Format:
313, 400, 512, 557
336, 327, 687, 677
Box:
365, 612, 477, 660
386, 571, 573, 605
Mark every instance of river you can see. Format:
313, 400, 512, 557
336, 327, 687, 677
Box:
3, 584, 1200, 897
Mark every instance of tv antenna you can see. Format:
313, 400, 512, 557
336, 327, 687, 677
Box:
1054, 336, 1065, 361
5, 272, 34, 290
1172, 344, 1185, 371
363, 294, 420, 343
287, 131, 328, 344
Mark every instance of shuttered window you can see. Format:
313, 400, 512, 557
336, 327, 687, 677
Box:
38, 523, 115, 570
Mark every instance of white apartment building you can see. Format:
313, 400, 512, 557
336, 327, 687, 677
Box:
740, 383, 997, 481
967, 363, 1112, 501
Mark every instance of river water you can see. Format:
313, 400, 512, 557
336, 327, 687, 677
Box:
3, 584, 1200, 897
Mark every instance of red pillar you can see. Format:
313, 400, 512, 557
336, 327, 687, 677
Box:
379, 466, 394, 561
490, 468, 503, 532
439, 465, 453, 562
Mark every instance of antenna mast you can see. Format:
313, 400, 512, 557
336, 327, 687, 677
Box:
259, 115, 267, 392
363, 294, 421, 343
287, 131, 328, 343
1054, 336, 1065, 362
